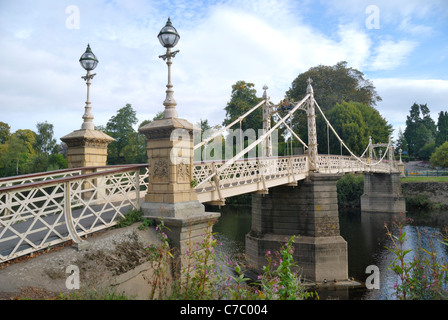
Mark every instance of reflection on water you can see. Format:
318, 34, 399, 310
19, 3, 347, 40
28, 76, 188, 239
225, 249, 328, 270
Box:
211, 205, 448, 300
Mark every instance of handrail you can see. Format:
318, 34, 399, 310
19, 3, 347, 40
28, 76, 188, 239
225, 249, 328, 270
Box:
0, 163, 149, 263
0, 164, 147, 193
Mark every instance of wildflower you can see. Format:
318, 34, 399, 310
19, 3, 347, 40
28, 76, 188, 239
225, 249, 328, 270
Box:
393, 282, 398, 289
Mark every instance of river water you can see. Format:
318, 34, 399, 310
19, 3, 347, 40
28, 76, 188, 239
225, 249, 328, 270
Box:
211, 205, 448, 300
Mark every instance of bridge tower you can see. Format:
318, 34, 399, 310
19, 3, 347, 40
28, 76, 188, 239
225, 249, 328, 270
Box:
305, 78, 319, 171
362, 138, 406, 213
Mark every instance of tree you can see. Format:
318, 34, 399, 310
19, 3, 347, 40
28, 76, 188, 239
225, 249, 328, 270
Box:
430, 141, 448, 168
0, 129, 37, 176
404, 103, 436, 159
105, 104, 138, 164
0, 122, 11, 144
435, 111, 448, 147
1, 135, 28, 176
223, 81, 263, 132
317, 101, 369, 156
286, 62, 384, 153
34, 122, 57, 157
286, 61, 382, 112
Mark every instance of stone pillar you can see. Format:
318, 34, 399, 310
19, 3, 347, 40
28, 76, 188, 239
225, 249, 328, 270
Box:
360, 172, 406, 213
138, 118, 220, 274
246, 173, 348, 283
60, 129, 114, 169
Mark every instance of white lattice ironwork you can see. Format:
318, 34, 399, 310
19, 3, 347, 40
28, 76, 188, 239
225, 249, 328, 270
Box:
0, 164, 148, 263
0, 168, 83, 188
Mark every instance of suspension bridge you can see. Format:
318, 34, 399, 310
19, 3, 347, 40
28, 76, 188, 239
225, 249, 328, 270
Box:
0, 80, 404, 284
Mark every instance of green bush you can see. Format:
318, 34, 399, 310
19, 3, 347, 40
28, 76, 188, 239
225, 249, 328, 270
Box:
336, 174, 364, 207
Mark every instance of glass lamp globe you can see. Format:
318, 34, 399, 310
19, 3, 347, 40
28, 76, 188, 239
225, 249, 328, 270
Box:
79, 44, 99, 71
157, 18, 180, 48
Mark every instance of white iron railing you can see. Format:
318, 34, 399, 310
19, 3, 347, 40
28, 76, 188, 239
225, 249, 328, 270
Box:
193, 154, 397, 203
0, 168, 83, 187
0, 164, 149, 263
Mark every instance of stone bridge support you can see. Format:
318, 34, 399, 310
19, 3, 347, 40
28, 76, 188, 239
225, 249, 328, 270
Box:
246, 173, 348, 283
361, 172, 406, 213
139, 117, 220, 276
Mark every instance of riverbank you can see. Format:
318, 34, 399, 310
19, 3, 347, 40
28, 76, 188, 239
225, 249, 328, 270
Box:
401, 176, 448, 210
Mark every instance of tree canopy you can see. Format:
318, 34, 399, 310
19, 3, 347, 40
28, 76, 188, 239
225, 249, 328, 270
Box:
286, 61, 382, 111
430, 141, 448, 168
222, 81, 263, 132
435, 111, 448, 148
404, 103, 437, 159
0, 122, 65, 177
285, 62, 390, 155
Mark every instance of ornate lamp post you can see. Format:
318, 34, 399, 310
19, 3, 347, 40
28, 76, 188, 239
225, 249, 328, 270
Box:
158, 18, 180, 118
79, 44, 99, 130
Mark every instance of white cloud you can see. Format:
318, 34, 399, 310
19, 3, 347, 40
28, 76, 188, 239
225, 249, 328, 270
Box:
373, 78, 448, 138
398, 18, 434, 37
368, 39, 418, 70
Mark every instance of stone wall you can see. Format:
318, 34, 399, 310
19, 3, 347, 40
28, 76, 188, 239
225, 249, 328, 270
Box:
401, 181, 448, 208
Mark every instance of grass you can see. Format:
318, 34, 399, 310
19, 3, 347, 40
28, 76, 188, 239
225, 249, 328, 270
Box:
401, 176, 448, 183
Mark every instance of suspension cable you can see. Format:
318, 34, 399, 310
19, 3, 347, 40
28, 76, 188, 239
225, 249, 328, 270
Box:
194, 99, 267, 151
197, 94, 310, 188
313, 98, 391, 166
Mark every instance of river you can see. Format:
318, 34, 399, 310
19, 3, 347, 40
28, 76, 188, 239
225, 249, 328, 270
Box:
211, 205, 448, 300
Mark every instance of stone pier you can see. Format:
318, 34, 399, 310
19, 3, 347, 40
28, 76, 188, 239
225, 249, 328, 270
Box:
246, 173, 348, 283
139, 117, 220, 274
361, 172, 406, 213
60, 129, 114, 169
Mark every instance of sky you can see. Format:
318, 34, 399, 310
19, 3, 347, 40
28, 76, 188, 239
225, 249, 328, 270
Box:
0, 0, 447, 144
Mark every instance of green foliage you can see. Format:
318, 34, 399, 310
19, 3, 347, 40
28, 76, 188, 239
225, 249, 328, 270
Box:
254, 236, 315, 300
337, 174, 364, 207
286, 62, 389, 155
286, 61, 382, 112
0, 121, 11, 144
418, 142, 436, 161
405, 193, 432, 210
35, 121, 57, 156
223, 81, 263, 132
430, 141, 448, 168
0, 122, 66, 177
105, 104, 139, 164
320, 101, 368, 155
385, 214, 448, 300
404, 103, 437, 159
435, 111, 448, 147
146, 220, 314, 300
115, 209, 154, 230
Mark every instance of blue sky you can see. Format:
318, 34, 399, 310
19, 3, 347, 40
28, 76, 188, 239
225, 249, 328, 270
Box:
0, 0, 447, 143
